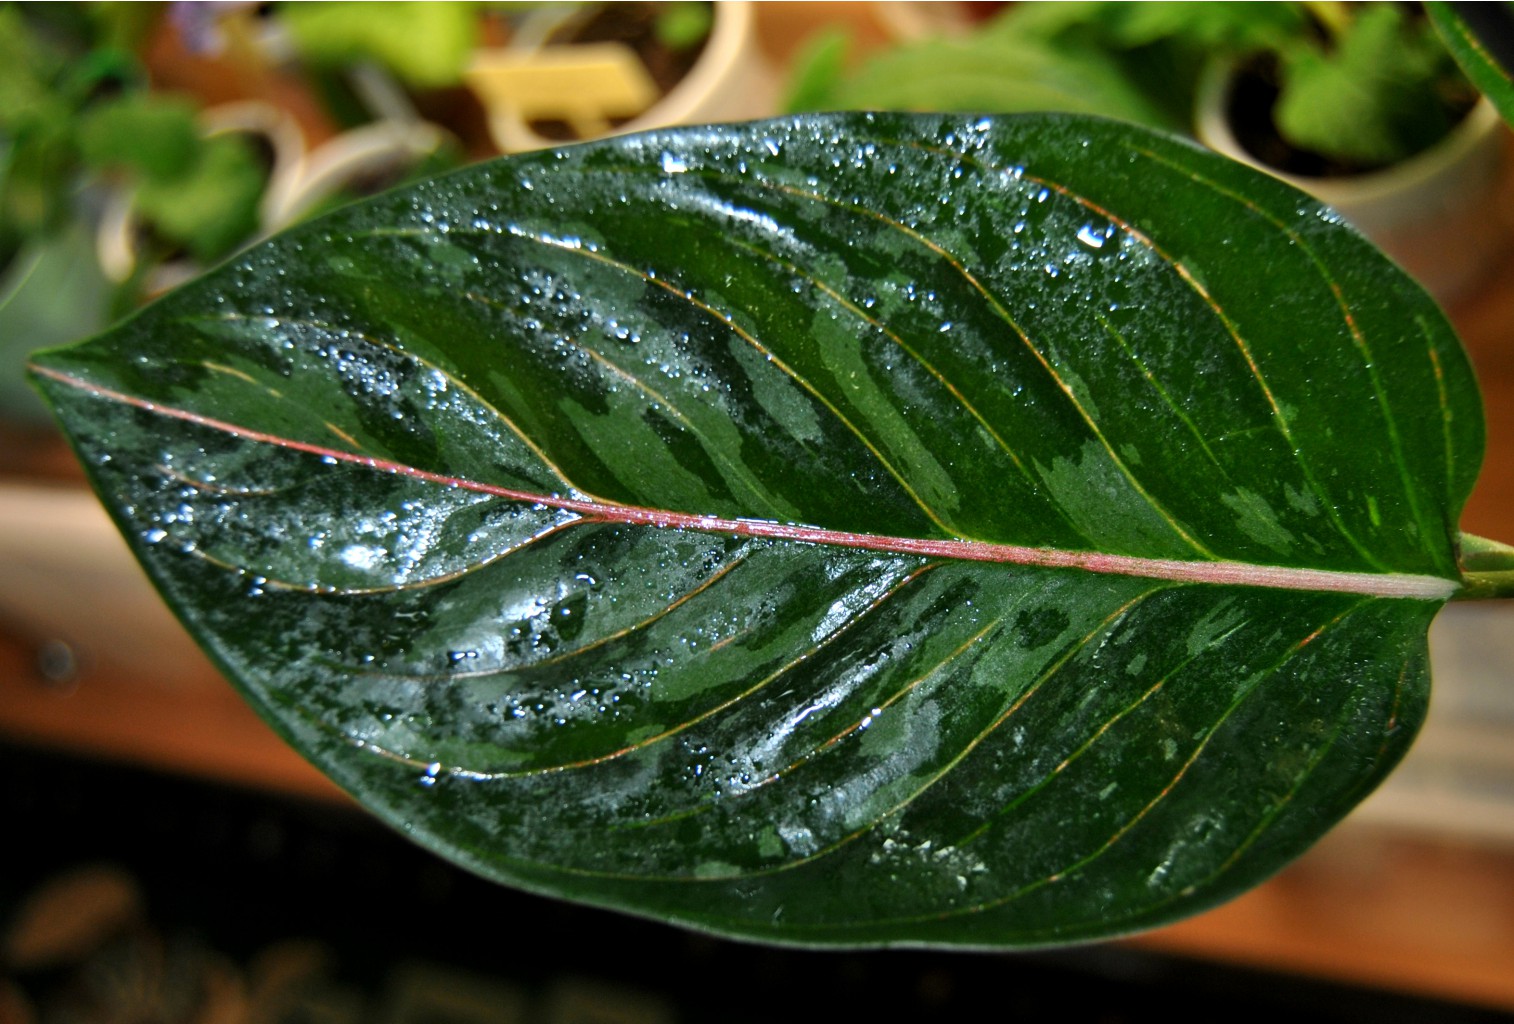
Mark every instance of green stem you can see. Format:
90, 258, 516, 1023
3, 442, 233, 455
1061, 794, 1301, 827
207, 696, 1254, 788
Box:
1455, 533, 1514, 600
1459, 572, 1514, 600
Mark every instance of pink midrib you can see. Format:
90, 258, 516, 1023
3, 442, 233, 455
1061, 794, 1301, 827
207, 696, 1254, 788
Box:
34, 365, 1458, 601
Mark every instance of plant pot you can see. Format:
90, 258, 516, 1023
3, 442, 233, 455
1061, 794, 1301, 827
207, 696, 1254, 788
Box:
466, 1, 775, 153
1195, 62, 1511, 303
266, 119, 455, 226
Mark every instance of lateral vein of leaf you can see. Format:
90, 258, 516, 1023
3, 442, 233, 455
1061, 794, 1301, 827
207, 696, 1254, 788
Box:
185, 515, 582, 597
988, 602, 1362, 914
324, 421, 363, 449
722, 234, 1098, 547
720, 237, 1028, 471
756, 174, 1215, 560
794, 600, 1367, 932
626, 608, 1010, 865
615, 565, 951, 826
193, 312, 584, 498
1324, 279, 1429, 541
893, 138, 1396, 571
1209, 670, 1358, 876
781, 613, 1002, 786
883, 139, 1271, 545
527, 553, 749, 673
1094, 313, 1229, 479
1380, 646, 1412, 752
938, 144, 1293, 435
956, 600, 1229, 848
501, 226, 963, 538
339, 561, 937, 792
1125, 145, 1416, 570
930, 587, 1165, 833
545, 330, 787, 520
692, 587, 1165, 894
599, 151, 1232, 543
159, 462, 288, 499
345, 551, 752, 685
1027, 156, 1394, 568
1083, 709, 1352, 941
1423, 326, 1460, 519
31, 365, 1455, 600
1041, 607, 1380, 939
551, 576, 1030, 879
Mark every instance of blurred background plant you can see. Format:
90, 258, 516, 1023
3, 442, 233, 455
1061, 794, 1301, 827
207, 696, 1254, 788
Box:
784, 1, 1506, 301
0, 2, 272, 425
787, 1, 1478, 174
0, 2, 478, 430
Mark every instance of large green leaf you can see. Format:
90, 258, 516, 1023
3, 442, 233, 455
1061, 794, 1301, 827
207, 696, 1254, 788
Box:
29, 113, 1482, 947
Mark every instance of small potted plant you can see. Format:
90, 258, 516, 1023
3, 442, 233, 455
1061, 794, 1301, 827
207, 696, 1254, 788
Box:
1192, 2, 1507, 301
789, 2, 1509, 302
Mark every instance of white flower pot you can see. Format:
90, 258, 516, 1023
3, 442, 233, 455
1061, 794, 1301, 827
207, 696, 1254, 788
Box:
1195, 63, 1510, 303
266, 119, 452, 226
467, 1, 775, 153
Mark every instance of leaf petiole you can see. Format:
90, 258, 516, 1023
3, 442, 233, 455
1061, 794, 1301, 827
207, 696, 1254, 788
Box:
1455, 533, 1514, 599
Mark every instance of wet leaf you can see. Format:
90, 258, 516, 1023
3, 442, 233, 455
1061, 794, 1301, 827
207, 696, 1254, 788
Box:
29, 113, 1482, 946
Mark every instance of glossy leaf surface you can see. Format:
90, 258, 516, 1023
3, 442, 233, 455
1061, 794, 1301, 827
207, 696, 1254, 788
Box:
31, 113, 1481, 946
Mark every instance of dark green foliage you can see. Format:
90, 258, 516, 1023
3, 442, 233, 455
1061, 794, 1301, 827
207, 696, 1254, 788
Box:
29, 114, 1482, 946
